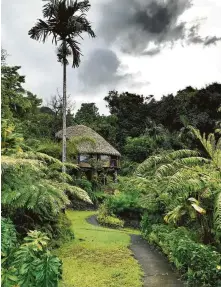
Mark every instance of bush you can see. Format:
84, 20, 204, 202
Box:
73, 178, 93, 194
97, 214, 124, 229
68, 178, 95, 209
1, 218, 62, 287
145, 224, 221, 286
93, 190, 109, 204
49, 213, 74, 248
141, 212, 163, 237
37, 140, 62, 159
119, 159, 138, 176
73, 178, 105, 205
97, 204, 124, 229
105, 191, 142, 215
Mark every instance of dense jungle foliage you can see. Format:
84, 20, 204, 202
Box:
1, 39, 221, 286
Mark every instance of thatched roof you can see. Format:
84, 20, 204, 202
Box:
55, 125, 121, 157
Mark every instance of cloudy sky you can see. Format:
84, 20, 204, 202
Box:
2, 0, 221, 114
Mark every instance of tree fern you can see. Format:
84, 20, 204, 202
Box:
2, 151, 91, 219
136, 127, 221, 241
189, 126, 221, 169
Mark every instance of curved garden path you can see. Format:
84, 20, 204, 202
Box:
87, 214, 183, 287
56, 211, 183, 287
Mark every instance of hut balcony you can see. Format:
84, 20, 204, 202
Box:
78, 154, 120, 169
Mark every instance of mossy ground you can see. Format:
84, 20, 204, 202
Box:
54, 210, 143, 287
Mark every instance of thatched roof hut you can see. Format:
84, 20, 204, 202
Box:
56, 125, 121, 157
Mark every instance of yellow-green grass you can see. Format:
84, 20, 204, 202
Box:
55, 210, 143, 287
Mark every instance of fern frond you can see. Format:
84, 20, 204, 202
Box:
164, 205, 186, 224
189, 126, 221, 169
136, 149, 198, 177
214, 191, 221, 236
48, 181, 92, 204
169, 149, 199, 160
1, 156, 41, 172
63, 162, 79, 169
18, 151, 61, 164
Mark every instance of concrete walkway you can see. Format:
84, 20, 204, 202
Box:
87, 215, 183, 287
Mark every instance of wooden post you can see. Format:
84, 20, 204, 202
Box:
113, 170, 118, 183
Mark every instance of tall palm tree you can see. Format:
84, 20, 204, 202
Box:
28, 0, 95, 171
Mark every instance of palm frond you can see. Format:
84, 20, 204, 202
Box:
42, 0, 59, 18
66, 36, 81, 67
57, 42, 72, 65
28, 19, 52, 43
71, 0, 91, 13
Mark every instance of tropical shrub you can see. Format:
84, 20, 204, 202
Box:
49, 213, 74, 248
140, 212, 163, 237
94, 190, 110, 204
1, 218, 62, 287
119, 158, 138, 176
124, 122, 184, 163
133, 127, 221, 285
105, 192, 142, 215
146, 224, 221, 286
103, 177, 144, 215
36, 140, 62, 159
1, 119, 26, 155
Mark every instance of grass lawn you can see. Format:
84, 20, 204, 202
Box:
55, 210, 143, 287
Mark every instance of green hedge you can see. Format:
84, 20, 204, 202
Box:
141, 222, 221, 286
97, 204, 124, 229
97, 214, 124, 229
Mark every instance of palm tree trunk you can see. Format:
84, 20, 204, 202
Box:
62, 59, 67, 173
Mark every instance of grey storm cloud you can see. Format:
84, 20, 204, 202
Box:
187, 23, 221, 46
97, 0, 221, 55
77, 48, 149, 90
142, 47, 161, 56
98, 0, 192, 55
79, 49, 132, 88
204, 36, 221, 46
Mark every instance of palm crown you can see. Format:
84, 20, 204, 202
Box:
28, 0, 95, 67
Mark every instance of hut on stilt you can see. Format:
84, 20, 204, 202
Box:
56, 125, 121, 182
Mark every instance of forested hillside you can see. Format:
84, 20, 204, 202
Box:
2, 47, 220, 158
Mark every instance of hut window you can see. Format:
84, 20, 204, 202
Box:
79, 154, 90, 163
100, 155, 110, 166
110, 157, 118, 167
